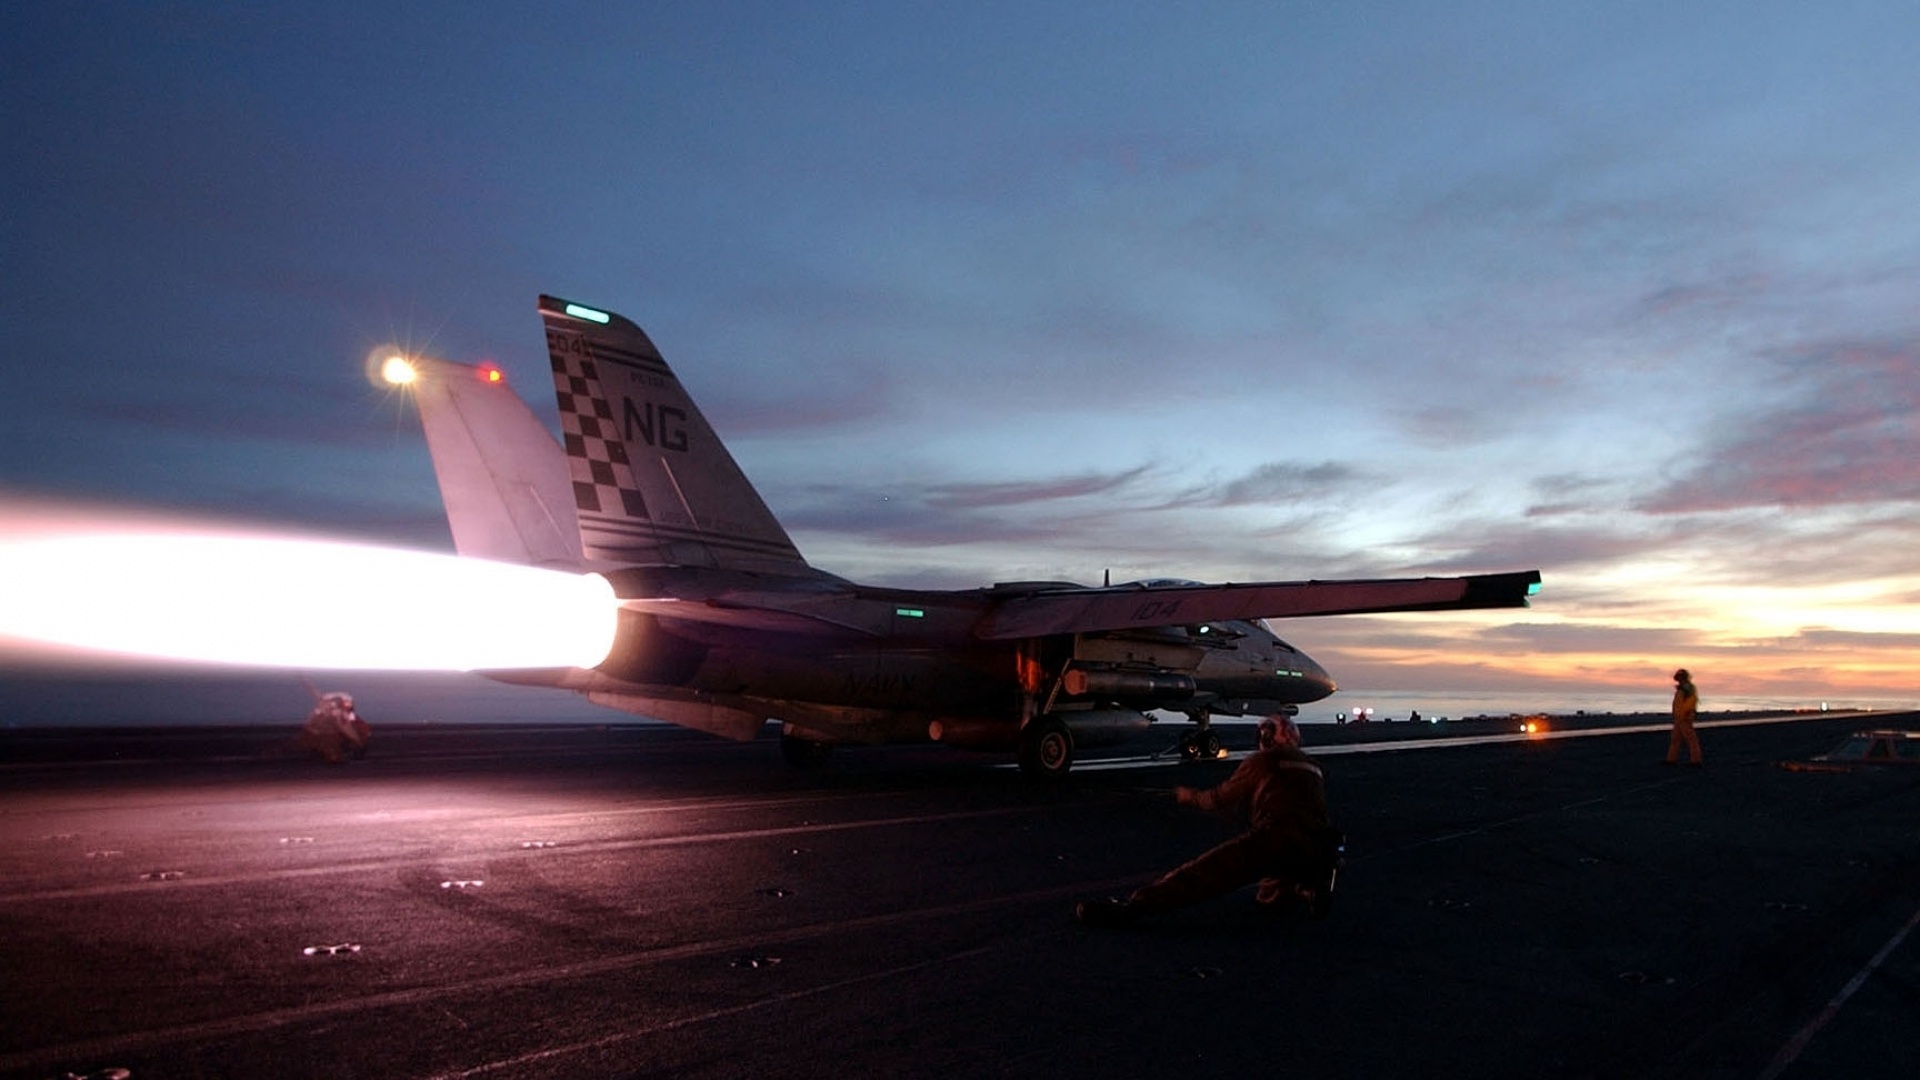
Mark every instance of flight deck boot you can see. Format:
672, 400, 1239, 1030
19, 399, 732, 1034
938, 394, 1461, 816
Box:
1074, 897, 1142, 927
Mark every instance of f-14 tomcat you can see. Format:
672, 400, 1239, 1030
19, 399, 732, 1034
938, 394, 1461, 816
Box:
386, 295, 1540, 776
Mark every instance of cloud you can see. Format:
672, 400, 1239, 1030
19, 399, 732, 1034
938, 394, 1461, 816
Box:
705, 371, 899, 434
1523, 473, 1619, 517
1476, 622, 1698, 654
1213, 462, 1367, 506
1635, 273, 1773, 319
779, 487, 1085, 548
1650, 509, 1920, 590
925, 466, 1152, 510
778, 462, 1172, 554
1641, 339, 1920, 513
1293, 615, 1705, 660
1794, 628, 1920, 651
1403, 520, 1668, 575
1160, 461, 1374, 511
776, 459, 1378, 583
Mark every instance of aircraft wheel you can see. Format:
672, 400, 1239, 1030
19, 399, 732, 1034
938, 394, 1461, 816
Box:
1180, 732, 1203, 761
1019, 716, 1075, 778
780, 732, 833, 770
1200, 730, 1223, 759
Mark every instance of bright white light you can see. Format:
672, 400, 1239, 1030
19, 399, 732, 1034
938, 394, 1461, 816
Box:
0, 533, 616, 670
381, 355, 418, 385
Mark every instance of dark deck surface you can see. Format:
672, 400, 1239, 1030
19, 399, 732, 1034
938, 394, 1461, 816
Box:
3, 711, 1916, 1079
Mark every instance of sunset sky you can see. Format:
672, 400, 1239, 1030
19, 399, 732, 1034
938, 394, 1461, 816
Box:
4, 1, 1917, 721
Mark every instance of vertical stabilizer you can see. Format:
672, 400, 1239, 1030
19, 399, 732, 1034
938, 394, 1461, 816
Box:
538, 295, 809, 572
407, 356, 584, 570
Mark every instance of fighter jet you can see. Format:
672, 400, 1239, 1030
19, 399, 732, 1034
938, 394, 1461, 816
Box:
384, 295, 1540, 776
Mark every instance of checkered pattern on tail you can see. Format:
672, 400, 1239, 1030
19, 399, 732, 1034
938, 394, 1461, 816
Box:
549, 349, 650, 520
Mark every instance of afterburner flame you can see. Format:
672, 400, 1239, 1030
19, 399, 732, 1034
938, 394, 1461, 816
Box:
0, 533, 616, 670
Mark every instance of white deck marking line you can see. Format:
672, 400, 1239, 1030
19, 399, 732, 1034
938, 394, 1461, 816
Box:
429, 944, 1005, 1078
0, 802, 1060, 904
0, 874, 1138, 1075
1756, 901, 1920, 1080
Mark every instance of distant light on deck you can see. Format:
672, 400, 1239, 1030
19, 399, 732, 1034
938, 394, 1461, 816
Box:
0, 533, 617, 670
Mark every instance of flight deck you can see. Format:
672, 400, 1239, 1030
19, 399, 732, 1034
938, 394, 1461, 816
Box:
2, 712, 1916, 1079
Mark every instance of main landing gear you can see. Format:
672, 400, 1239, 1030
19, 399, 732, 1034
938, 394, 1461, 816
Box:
1179, 710, 1225, 761
1018, 715, 1074, 779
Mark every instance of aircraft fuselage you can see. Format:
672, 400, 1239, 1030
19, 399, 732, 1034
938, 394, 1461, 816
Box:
577, 568, 1336, 749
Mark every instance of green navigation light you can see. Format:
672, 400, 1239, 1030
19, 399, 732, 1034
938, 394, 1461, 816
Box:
895, 607, 926, 618
1527, 581, 1543, 596
564, 303, 611, 324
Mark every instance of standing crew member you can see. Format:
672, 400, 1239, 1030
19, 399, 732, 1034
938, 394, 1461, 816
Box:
1665, 668, 1702, 766
1076, 715, 1342, 926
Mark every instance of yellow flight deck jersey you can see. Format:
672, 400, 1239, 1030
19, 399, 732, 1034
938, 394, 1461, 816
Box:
1674, 680, 1698, 722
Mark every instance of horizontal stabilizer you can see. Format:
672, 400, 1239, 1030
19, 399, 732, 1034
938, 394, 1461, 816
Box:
975, 570, 1541, 640
406, 356, 584, 570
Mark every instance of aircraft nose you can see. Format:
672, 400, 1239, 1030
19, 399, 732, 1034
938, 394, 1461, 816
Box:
1295, 651, 1337, 701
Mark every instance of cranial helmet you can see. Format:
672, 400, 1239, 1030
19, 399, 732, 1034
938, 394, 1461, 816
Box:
1258, 715, 1301, 749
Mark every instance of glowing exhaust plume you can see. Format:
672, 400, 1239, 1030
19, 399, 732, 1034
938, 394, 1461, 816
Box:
0, 533, 617, 670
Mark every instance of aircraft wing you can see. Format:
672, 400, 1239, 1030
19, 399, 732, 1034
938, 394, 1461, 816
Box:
973, 570, 1541, 640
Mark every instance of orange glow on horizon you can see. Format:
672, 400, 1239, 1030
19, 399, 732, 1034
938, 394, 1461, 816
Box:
1315, 605, 1920, 706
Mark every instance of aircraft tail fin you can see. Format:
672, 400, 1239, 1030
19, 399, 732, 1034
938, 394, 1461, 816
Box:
537, 295, 810, 572
404, 354, 585, 570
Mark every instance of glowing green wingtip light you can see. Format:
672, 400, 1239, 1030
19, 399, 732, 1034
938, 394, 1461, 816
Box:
895, 607, 925, 618
564, 303, 611, 324
1527, 581, 1542, 596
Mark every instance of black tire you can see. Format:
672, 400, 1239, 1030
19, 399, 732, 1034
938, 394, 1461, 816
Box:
780, 732, 833, 769
1199, 730, 1223, 759
1180, 732, 1203, 761
1018, 716, 1075, 778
